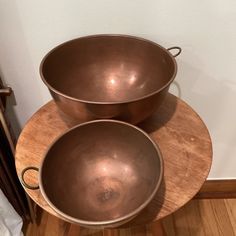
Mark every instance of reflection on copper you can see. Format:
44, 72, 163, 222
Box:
40, 120, 163, 227
41, 34, 178, 123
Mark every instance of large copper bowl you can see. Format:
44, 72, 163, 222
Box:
21, 120, 163, 228
40, 34, 181, 124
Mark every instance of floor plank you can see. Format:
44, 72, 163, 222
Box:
210, 199, 234, 236
23, 199, 236, 236
225, 199, 236, 235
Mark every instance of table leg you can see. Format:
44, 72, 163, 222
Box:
26, 195, 36, 223
67, 224, 81, 235
149, 220, 166, 236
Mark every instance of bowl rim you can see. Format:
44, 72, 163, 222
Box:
39, 34, 177, 105
39, 119, 164, 226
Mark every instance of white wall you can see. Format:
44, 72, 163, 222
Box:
0, 0, 236, 179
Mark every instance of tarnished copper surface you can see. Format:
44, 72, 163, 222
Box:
38, 120, 163, 227
40, 35, 180, 124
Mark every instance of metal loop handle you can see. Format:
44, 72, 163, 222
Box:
21, 167, 39, 190
167, 46, 182, 57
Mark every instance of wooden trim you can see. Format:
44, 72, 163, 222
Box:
195, 180, 236, 199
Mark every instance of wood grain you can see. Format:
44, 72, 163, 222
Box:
162, 199, 236, 236
225, 199, 236, 235
24, 199, 236, 236
15, 93, 212, 227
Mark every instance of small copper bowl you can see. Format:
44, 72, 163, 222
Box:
21, 120, 163, 228
40, 34, 181, 124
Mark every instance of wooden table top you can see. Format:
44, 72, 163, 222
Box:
15, 93, 212, 227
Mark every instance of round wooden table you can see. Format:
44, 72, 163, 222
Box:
15, 93, 212, 228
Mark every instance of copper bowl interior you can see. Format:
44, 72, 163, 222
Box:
41, 35, 175, 103
39, 120, 163, 226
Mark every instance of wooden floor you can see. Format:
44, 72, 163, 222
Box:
23, 199, 236, 236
